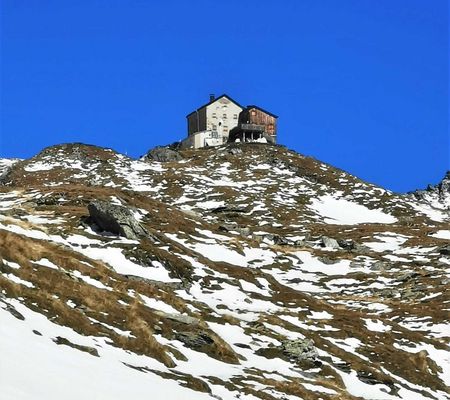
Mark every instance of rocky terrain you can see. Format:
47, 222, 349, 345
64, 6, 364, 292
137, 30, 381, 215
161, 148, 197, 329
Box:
0, 142, 449, 400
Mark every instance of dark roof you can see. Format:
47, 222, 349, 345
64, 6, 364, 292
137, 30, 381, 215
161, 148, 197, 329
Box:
186, 94, 244, 118
246, 105, 278, 119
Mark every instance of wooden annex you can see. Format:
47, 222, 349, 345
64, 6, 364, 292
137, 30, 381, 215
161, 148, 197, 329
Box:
228, 105, 278, 144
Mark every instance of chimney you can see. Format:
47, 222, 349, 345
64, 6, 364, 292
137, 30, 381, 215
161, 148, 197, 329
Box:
209, 93, 215, 102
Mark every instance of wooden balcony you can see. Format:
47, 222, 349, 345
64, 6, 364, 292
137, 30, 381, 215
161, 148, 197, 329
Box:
239, 123, 265, 132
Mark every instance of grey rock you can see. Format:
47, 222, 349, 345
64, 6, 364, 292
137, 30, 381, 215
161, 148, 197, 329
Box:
0, 300, 25, 320
269, 157, 283, 167
53, 336, 99, 357
252, 233, 294, 246
143, 146, 182, 162
412, 190, 427, 201
218, 223, 250, 236
211, 206, 246, 214
236, 227, 251, 236
441, 278, 450, 286
228, 147, 242, 155
293, 239, 309, 247
321, 236, 340, 249
337, 239, 354, 249
397, 271, 420, 282
350, 260, 365, 269
432, 171, 450, 198
334, 362, 352, 373
351, 244, 371, 254
159, 312, 200, 326
87, 200, 147, 240
401, 288, 421, 300
378, 288, 399, 299
398, 216, 415, 226
438, 245, 450, 256
252, 234, 263, 243
371, 261, 388, 271
273, 235, 293, 246
281, 338, 319, 362
411, 171, 450, 201
8, 208, 27, 217
124, 275, 186, 291
357, 371, 391, 386
336, 239, 370, 254
181, 209, 200, 219
175, 331, 214, 348
0, 166, 12, 185
218, 222, 239, 232
318, 256, 339, 265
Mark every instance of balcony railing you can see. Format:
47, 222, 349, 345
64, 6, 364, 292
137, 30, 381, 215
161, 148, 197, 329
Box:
239, 123, 265, 132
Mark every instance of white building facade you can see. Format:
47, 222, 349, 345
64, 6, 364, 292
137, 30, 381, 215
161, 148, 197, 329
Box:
182, 94, 243, 149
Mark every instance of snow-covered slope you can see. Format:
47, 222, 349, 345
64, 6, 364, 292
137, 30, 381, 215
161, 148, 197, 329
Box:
1, 143, 449, 400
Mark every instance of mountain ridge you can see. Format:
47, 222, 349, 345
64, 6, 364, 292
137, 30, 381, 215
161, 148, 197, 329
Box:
2, 141, 448, 195
1, 142, 449, 400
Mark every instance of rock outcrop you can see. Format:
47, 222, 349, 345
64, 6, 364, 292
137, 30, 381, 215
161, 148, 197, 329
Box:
281, 339, 319, 364
87, 201, 147, 240
175, 331, 214, 349
321, 236, 340, 249
412, 171, 450, 202
143, 146, 182, 162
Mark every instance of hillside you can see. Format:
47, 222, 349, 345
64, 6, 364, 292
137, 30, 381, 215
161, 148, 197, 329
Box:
0, 142, 449, 400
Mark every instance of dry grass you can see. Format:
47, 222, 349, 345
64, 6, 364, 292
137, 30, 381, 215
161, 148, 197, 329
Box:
1, 142, 448, 397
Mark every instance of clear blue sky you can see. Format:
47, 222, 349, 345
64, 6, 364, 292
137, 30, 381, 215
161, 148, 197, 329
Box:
1, 0, 448, 192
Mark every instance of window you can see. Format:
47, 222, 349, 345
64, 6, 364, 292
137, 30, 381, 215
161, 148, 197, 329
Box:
212, 112, 217, 118
251, 110, 256, 116
233, 114, 238, 119
223, 113, 227, 118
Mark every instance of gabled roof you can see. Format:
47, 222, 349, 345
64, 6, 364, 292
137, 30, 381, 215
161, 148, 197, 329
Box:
186, 94, 244, 118
246, 105, 278, 119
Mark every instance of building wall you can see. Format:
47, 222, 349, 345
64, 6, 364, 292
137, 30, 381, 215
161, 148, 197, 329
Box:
180, 130, 222, 149
205, 97, 242, 143
238, 107, 277, 140
187, 107, 207, 136
198, 107, 207, 132
187, 113, 198, 135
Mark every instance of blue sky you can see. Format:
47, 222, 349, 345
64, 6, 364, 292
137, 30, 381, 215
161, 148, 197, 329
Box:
1, 0, 448, 192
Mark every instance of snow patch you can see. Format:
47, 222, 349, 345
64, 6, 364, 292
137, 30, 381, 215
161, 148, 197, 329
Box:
309, 195, 397, 225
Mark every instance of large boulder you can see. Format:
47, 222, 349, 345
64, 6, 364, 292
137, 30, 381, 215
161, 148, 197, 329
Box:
143, 146, 182, 162
321, 236, 340, 249
175, 331, 214, 349
87, 201, 147, 240
281, 338, 319, 363
370, 261, 391, 271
